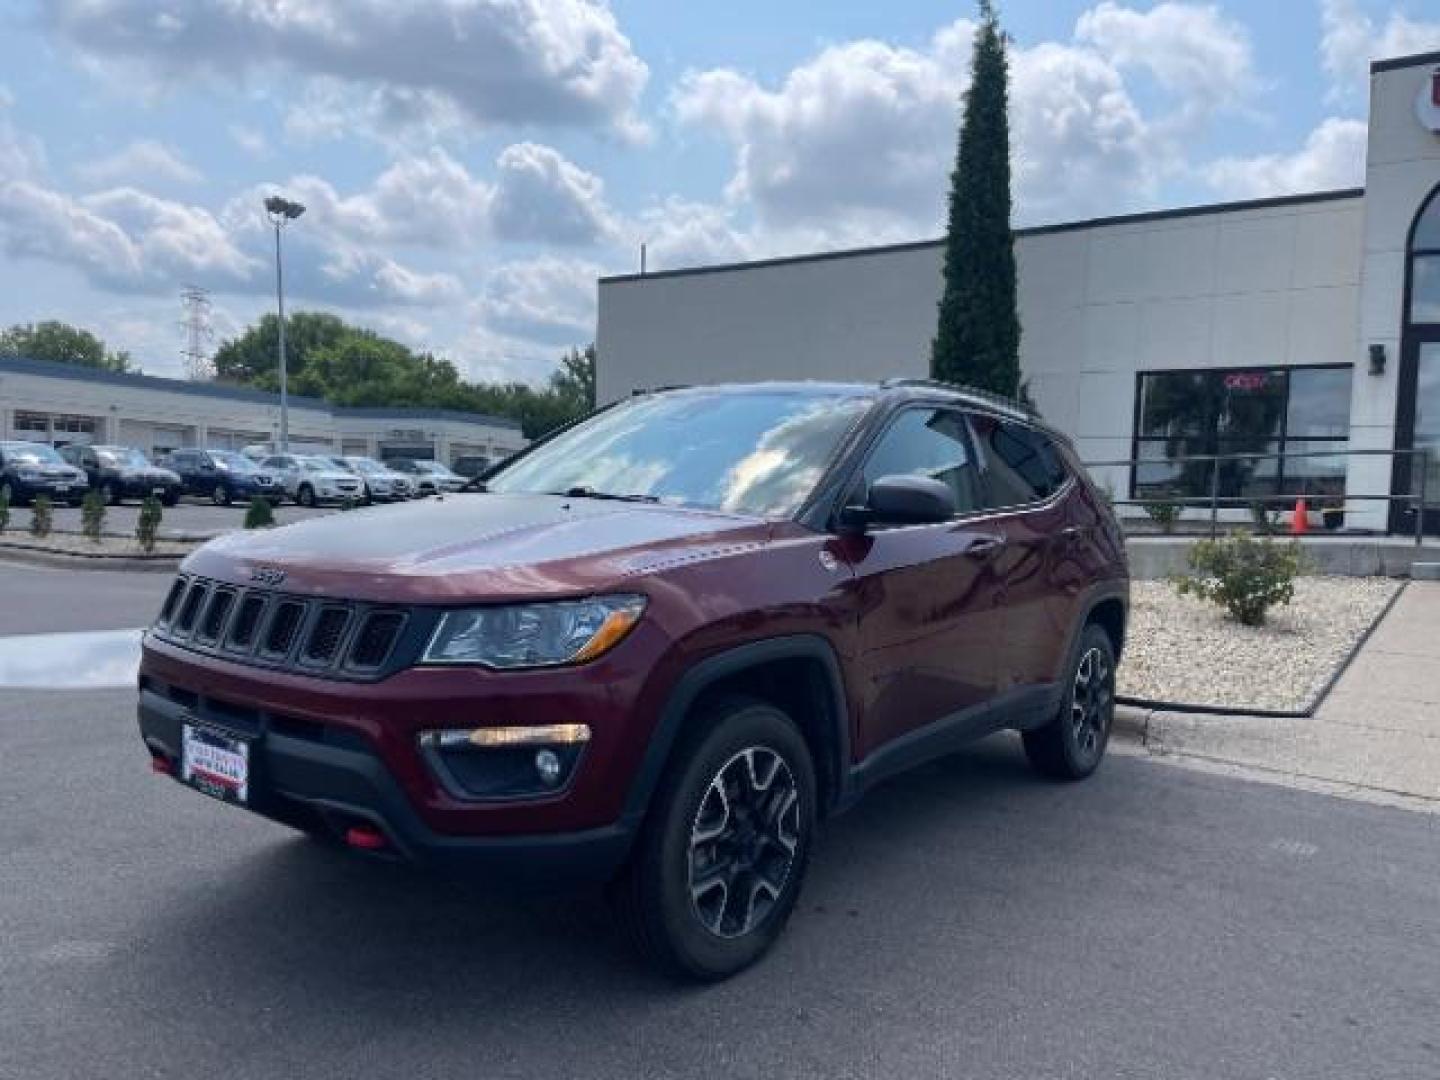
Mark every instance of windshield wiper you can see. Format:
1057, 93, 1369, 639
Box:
556, 486, 659, 503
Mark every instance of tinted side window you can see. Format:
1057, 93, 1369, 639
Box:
970, 414, 1070, 507
859, 408, 981, 515
170, 452, 194, 468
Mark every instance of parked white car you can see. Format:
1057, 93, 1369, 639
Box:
260, 453, 365, 507
389, 458, 469, 496
338, 456, 415, 502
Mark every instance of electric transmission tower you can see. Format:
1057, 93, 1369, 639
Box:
180, 285, 214, 381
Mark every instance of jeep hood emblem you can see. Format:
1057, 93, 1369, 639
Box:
249, 566, 287, 587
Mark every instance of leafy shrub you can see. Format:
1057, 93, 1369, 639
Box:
0, 488, 9, 534
1248, 500, 1282, 535
1142, 497, 1183, 534
136, 495, 163, 553
1173, 532, 1309, 626
81, 488, 106, 544
243, 497, 275, 529
29, 495, 53, 538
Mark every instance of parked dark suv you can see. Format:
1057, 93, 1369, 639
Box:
60, 444, 182, 506
0, 440, 88, 505
165, 449, 280, 506
138, 381, 1127, 979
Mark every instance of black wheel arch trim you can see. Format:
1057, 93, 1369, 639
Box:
619, 633, 852, 828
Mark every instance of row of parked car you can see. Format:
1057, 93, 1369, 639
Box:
0, 439, 479, 508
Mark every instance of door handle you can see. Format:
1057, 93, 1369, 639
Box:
964, 534, 1005, 558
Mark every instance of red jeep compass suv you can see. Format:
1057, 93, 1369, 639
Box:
138, 380, 1128, 979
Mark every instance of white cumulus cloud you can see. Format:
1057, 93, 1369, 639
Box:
1205, 116, 1368, 198
1321, 0, 1440, 102
77, 139, 202, 187
490, 142, 615, 246
44, 0, 650, 140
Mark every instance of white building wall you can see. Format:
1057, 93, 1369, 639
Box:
1348, 58, 1440, 530
599, 195, 1365, 501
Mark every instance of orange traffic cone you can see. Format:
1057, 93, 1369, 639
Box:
1290, 497, 1309, 535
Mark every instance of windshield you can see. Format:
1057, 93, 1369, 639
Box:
99, 448, 149, 468
346, 458, 386, 474
211, 451, 256, 472
300, 456, 336, 472
3, 443, 64, 465
488, 388, 873, 517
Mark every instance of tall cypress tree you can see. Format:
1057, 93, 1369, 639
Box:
931, 0, 1020, 397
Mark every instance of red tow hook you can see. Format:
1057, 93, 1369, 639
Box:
150, 755, 173, 776
345, 825, 388, 851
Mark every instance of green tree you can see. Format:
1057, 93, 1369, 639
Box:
931, 0, 1020, 397
213, 310, 597, 439
136, 495, 163, 553
212, 311, 351, 388
81, 488, 106, 544
0, 321, 132, 372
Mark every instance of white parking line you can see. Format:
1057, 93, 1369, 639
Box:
0, 628, 143, 690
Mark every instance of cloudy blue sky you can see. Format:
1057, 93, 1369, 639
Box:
0, 0, 1437, 383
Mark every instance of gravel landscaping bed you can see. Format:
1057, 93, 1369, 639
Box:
1118, 576, 1402, 713
0, 534, 195, 559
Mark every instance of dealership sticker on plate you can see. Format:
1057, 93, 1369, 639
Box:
181, 724, 249, 804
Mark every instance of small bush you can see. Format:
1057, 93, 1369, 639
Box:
1142, 497, 1183, 534
1173, 532, 1309, 626
29, 495, 53, 538
243, 497, 275, 529
81, 487, 106, 544
1248, 500, 1282, 535
340, 495, 357, 512
0, 488, 9, 534
136, 495, 163, 553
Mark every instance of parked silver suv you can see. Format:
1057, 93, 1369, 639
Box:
260, 453, 364, 507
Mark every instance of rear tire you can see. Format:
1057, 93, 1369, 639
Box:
297, 484, 316, 508
610, 697, 816, 981
1023, 623, 1116, 781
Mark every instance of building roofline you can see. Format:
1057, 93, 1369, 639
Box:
0, 354, 522, 431
1371, 49, 1440, 73
331, 405, 522, 430
599, 187, 1366, 285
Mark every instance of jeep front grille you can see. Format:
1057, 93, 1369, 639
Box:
152, 574, 413, 681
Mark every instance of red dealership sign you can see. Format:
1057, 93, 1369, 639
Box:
1223, 372, 1269, 392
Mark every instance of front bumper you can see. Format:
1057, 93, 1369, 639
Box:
138, 677, 632, 885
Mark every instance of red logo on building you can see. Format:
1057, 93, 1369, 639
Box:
1223, 372, 1268, 392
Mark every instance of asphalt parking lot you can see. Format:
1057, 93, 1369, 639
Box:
1, 563, 1437, 1080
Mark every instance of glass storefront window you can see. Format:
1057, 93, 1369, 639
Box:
1411, 255, 1440, 324
1133, 367, 1351, 501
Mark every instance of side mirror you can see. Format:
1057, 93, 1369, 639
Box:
840, 474, 957, 531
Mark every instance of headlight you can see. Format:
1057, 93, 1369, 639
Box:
423, 594, 646, 669
18, 468, 41, 481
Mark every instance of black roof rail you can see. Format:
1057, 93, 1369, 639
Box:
632, 384, 693, 396
878, 377, 1037, 419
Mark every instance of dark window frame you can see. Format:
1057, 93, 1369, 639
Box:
1128, 362, 1353, 502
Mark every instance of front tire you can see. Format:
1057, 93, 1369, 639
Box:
611, 697, 816, 981
1023, 623, 1116, 781
161, 489, 179, 508
211, 483, 231, 506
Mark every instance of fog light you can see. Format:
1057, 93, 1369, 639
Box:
535, 748, 563, 787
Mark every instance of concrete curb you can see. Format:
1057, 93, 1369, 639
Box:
0, 542, 183, 572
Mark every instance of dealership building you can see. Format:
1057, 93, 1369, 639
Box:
0, 355, 527, 466
598, 51, 1440, 534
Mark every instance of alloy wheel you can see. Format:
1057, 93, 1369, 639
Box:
1070, 646, 1113, 762
687, 746, 801, 940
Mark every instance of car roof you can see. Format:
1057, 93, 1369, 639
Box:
636, 379, 1054, 433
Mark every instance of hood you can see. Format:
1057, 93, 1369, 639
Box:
183, 491, 774, 603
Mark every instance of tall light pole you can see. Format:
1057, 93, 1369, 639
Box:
264, 195, 305, 452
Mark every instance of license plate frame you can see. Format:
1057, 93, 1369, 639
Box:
181, 723, 251, 806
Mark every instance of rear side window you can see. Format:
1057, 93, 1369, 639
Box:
858, 408, 982, 515
970, 414, 1070, 508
